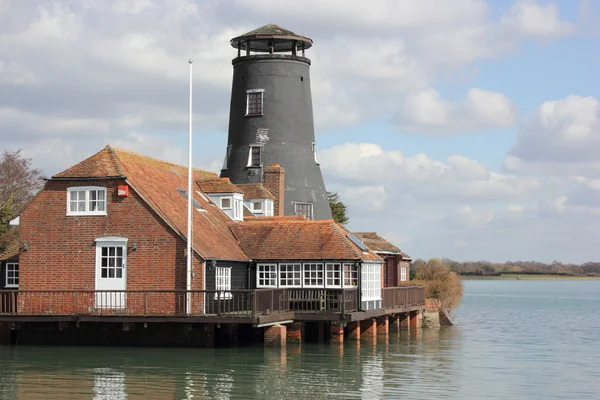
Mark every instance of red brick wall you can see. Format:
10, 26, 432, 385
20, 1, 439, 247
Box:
263, 165, 285, 216
18, 179, 205, 314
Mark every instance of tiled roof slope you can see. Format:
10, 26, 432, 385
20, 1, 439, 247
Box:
197, 178, 242, 194
352, 232, 411, 259
236, 183, 275, 200
53, 146, 125, 179
230, 218, 381, 261
111, 147, 249, 261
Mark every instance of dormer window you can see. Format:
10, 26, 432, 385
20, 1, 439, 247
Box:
265, 200, 274, 216
252, 201, 262, 212
247, 146, 262, 167
67, 187, 107, 216
246, 89, 264, 116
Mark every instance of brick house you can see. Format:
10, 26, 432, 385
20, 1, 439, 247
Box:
5, 145, 396, 315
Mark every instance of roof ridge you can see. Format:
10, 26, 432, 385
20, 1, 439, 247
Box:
105, 145, 126, 176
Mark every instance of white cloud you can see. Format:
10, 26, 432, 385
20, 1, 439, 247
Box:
506, 95, 600, 175
396, 88, 517, 133
501, 0, 574, 39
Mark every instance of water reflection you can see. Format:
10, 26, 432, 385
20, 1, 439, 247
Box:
0, 329, 461, 400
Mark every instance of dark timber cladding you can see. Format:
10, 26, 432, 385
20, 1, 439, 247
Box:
221, 24, 332, 220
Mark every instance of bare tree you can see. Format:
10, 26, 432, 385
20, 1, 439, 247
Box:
0, 150, 45, 252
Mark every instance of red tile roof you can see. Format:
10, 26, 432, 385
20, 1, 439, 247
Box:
52, 145, 249, 261
236, 183, 275, 200
197, 178, 242, 194
53, 146, 125, 179
352, 232, 411, 260
230, 219, 382, 261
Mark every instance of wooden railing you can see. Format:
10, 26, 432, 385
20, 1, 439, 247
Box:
381, 286, 426, 309
0, 286, 424, 318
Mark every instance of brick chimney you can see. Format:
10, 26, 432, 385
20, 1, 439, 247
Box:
263, 164, 285, 216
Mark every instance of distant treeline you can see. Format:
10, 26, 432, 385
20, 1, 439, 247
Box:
412, 259, 600, 277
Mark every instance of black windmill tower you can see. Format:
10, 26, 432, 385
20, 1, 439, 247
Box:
220, 24, 332, 220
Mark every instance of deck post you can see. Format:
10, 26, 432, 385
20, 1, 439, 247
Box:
330, 322, 344, 344
250, 291, 256, 318
264, 324, 287, 347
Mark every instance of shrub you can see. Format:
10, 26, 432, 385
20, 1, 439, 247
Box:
412, 258, 464, 311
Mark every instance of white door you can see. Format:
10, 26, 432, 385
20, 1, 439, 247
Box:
95, 238, 127, 308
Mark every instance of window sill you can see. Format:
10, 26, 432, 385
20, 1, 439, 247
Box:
5, 285, 18, 289
67, 212, 107, 217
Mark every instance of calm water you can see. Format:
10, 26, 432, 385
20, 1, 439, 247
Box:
1, 280, 599, 399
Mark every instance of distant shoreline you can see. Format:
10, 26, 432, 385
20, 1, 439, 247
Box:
460, 274, 600, 280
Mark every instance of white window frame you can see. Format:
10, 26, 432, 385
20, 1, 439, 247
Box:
401, 266, 407, 282
233, 197, 243, 221
215, 267, 232, 299
361, 263, 382, 302
295, 202, 313, 220
325, 263, 342, 288
279, 263, 302, 287
344, 263, 358, 287
303, 263, 324, 288
67, 186, 107, 216
247, 145, 262, 168
252, 200, 263, 212
257, 263, 278, 288
312, 142, 320, 165
220, 197, 232, 209
5, 262, 18, 288
265, 200, 274, 216
246, 89, 264, 116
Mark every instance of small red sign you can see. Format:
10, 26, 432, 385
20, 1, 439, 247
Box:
117, 185, 129, 197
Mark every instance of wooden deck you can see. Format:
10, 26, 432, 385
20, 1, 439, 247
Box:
0, 286, 425, 326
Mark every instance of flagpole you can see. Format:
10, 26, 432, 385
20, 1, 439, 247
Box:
186, 59, 193, 315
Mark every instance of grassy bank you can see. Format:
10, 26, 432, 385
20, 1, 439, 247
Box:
461, 274, 600, 280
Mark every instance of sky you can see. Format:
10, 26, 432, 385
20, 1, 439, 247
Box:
1, 0, 599, 263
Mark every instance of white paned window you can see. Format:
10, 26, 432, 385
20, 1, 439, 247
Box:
221, 197, 232, 209
99, 246, 125, 279
401, 267, 407, 282
246, 89, 264, 116
303, 263, 324, 287
344, 263, 358, 287
325, 263, 342, 288
295, 203, 313, 220
279, 263, 301, 287
252, 201, 263, 212
361, 263, 382, 301
67, 187, 107, 216
257, 263, 277, 287
265, 200, 274, 216
5, 263, 19, 288
215, 267, 232, 299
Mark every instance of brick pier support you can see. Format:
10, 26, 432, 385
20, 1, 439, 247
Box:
286, 323, 303, 343
264, 324, 287, 347
347, 321, 361, 341
360, 319, 376, 341
400, 313, 411, 329
330, 323, 344, 344
409, 311, 422, 329
389, 315, 401, 333
376, 316, 389, 337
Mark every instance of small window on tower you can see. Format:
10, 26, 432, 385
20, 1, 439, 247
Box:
247, 146, 262, 167
295, 203, 313, 220
246, 89, 264, 116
